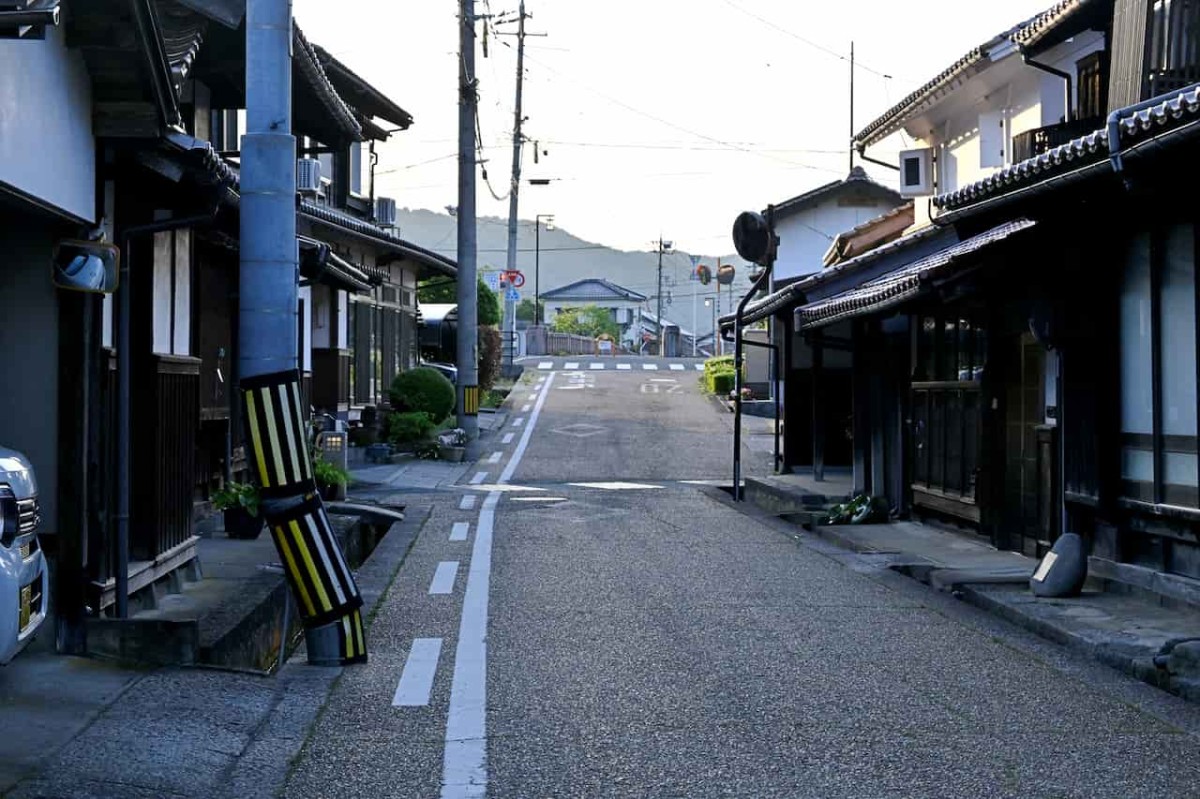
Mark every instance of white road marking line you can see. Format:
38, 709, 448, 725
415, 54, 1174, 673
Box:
538, 362, 553, 369
642, 363, 658, 370
694, 364, 705, 371
459, 494, 477, 511
487, 451, 502, 464
429, 561, 460, 595
512, 417, 525, 428
589, 362, 604, 370
443, 370, 556, 797
522, 404, 532, 412
392, 638, 442, 707
650, 378, 677, 382
568, 481, 665, 490
670, 363, 685, 371
679, 479, 723, 485
464, 484, 545, 492
616, 363, 632, 370
470, 471, 488, 485
502, 432, 515, 444
564, 362, 579, 370
510, 496, 568, 503
450, 522, 470, 541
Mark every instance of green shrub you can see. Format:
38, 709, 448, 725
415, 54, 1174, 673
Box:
211, 481, 259, 516
708, 369, 736, 395
313, 455, 349, 488
704, 355, 734, 375
389, 367, 456, 422
479, 326, 502, 392
387, 411, 437, 444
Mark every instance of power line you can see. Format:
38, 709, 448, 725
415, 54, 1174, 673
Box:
718, 0, 897, 80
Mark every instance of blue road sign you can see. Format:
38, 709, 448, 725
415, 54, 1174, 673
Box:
506, 287, 520, 302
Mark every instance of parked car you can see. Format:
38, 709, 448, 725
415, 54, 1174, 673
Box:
421, 361, 458, 386
0, 446, 45, 665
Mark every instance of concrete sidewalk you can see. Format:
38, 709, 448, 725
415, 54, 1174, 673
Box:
759, 495, 1200, 704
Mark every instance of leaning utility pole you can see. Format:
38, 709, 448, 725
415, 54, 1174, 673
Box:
457, 0, 480, 440
240, 0, 366, 665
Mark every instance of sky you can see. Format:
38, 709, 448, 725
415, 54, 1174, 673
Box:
293, 0, 1058, 255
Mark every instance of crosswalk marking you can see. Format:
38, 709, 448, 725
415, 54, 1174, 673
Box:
538, 362, 553, 370
617, 363, 632, 370
669, 363, 685, 371
589, 362, 604, 370
642, 364, 658, 371
564, 362, 579, 370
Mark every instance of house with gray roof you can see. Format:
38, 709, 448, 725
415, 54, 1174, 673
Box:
539, 278, 648, 347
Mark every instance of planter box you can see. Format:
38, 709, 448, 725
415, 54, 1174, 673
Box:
439, 445, 466, 463
224, 507, 264, 540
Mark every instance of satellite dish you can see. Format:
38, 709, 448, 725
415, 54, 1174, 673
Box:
732, 211, 773, 265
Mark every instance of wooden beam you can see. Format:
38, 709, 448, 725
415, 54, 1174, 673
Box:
94, 102, 162, 138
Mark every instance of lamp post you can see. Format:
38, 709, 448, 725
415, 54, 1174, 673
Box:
534, 213, 554, 326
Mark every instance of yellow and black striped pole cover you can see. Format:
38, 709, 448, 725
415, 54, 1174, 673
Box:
241, 370, 366, 665
463, 384, 480, 416
241, 370, 316, 498
267, 494, 363, 628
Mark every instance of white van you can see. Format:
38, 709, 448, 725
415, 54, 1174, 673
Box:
0, 447, 45, 664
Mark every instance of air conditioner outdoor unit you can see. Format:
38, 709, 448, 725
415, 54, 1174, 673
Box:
296, 158, 322, 195
898, 147, 934, 197
375, 196, 398, 228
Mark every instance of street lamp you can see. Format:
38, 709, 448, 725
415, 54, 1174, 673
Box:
534, 213, 554, 326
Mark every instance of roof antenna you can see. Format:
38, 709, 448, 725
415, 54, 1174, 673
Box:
849, 41, 855, 175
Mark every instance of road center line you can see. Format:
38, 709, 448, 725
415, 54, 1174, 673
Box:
429, 561, 460, 595
450, 522, 470, 541
393, 638, 443, 707
442, 370, 556, 797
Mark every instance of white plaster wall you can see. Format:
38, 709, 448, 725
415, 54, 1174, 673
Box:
299, 285, 313, 372
311, 284, 332, 348
772, 197, 901, 284
0, 27, 95, 222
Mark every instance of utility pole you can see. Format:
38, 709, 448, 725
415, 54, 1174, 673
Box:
240, 0, 365, 666
457, 0, 480, 442
849, 41, 855, 173
655, 237, 669, 357
503, 0, 528, 280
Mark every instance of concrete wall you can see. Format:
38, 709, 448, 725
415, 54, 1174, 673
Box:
0, 27, 95, 222
0, 213, 60, 532
772, 197, 901, 284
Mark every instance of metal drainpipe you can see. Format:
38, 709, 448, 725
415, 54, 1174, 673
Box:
855, 144, 901, 172
733, 206, 777, 501
1022, 53, 1073, 123
117, 210, 217, 618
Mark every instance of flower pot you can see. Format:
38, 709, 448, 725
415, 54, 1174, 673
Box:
439, 445, 466, 463
224, 507, 264, 540
319, 483, 346, 501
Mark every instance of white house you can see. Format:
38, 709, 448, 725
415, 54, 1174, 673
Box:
539, 278, 648, 347
854, 0, 1111, 230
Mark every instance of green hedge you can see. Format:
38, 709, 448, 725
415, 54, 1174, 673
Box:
708, 370, 736, 395
387, 411, 437, 444
704, 355, 734, 376
389, 367, 455, 423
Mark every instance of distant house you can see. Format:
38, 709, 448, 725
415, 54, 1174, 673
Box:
540, 278, 648, 345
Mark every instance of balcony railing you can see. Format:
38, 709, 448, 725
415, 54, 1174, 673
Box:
1010, 116, 1105, 164
1148, 0, 1200, 97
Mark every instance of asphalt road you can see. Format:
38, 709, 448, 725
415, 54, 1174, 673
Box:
284, 365, 1200, 799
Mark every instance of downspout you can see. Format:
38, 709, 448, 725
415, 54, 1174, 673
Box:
733, 206, 777, 501
1022, 51, 1073, 123
117, 209, 217, 619
855, 142, 901, 172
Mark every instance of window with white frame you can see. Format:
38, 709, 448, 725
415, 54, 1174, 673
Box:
1120, 224, 1199, 507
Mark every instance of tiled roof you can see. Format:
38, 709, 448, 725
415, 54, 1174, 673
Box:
541, 278, 648, 302
299, 200, 457, 277
294, 25, 362, 141
313, 44, 414, 131
771, 166, 901, 220
158, 2, 207, 92
855, 0, 1098, 147
796, 220, 1037, 329
934, 84, 1200, 212
823, 202, 914, 266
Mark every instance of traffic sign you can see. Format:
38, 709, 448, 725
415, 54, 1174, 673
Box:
483, 272, 501, 291
506, 287, 520, 302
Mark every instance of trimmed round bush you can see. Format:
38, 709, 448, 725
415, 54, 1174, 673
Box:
389, 367, 455, 423
387, 411, 436, 444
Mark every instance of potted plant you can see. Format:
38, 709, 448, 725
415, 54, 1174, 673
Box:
313, 455, 350, 501
212, 481, 263, 540
437, 428, 467, 462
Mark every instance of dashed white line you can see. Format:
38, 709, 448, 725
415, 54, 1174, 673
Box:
670, 363, 685, 371
569, 481, 665, 490
392, 638, 442, 707
617, 363, 632, 370
502, 432, 515, 444
470, 471, 488, 485
522, 404, 532, 412
694, 364, 705, 371
642, 363, 658, 370
450, 522, 470, 541
537, 362, 553, 370
564, 362, 579, 370
429, 561, 460, 595
487, 451, 503, 464
512, 417, 525, 428
459, 494, 477, 511
589, 362, 604, 370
